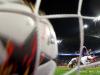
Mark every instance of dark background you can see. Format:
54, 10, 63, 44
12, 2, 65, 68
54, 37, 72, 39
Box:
32, 0, 100, 53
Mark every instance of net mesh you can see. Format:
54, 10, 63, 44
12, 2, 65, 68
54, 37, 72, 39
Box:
34, 0, 100, 75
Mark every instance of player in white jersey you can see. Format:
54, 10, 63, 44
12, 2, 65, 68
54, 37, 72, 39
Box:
68, 55, 96, 68
68, 57, 78, 68
81, 55, 96, 65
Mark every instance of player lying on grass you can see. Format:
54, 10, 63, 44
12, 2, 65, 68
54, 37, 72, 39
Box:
81, 55, 96, 65
68, 55, 96, 68
67, 57, 78, 68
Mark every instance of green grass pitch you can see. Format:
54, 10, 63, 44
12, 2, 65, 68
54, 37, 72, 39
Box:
54, 66, 100, 75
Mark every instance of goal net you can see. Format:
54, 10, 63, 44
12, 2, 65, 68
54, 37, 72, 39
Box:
34, 0, 100, 75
